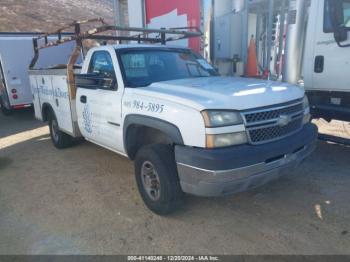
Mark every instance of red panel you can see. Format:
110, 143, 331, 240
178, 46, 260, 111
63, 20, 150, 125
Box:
145, 0, 200, 52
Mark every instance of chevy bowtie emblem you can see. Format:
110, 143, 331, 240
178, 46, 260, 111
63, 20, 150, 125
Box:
277, 114, 292, 127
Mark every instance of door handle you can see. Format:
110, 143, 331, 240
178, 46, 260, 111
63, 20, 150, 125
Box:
80, 95, 87, 104
314, 56, 324, 73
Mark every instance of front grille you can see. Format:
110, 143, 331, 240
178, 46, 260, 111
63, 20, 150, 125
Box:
245, 103, 303, 124
243, 100, 304, 145
249, 118, 303, 144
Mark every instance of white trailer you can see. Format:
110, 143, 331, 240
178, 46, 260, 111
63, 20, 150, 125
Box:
301, 0, 350, 122
0, 32, 77, 115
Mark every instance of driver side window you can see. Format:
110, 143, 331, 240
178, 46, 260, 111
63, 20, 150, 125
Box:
89, 51, 116, 79
88, 51, 117, 90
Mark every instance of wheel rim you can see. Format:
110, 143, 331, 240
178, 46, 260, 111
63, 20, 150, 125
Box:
141, 161, 161, 201
51, 119, 59, 142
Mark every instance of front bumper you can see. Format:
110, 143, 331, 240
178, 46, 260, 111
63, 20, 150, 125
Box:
175, 123, 318, 197
307, 90, 350, 122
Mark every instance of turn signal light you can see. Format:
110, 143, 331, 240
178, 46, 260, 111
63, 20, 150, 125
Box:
11, 88, 17, 94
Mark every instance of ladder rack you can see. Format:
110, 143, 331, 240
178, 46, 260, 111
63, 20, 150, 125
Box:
29, 18, 202, 69
29, 18, 202, 100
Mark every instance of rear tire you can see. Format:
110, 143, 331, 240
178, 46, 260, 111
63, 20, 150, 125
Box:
48, 112, 73, 149
134, 144, 184, 215
0, 98, 12, 116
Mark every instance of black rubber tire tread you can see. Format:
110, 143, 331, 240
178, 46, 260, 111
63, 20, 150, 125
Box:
48, 111, 73, 149
134, 144, 184, 215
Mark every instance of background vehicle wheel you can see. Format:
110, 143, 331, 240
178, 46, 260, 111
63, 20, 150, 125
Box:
48, 112, 73, 149
0, 98, 12, 116
134, 144, 184, 215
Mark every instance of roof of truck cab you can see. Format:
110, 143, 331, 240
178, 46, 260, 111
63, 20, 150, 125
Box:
113, 44, 190, 50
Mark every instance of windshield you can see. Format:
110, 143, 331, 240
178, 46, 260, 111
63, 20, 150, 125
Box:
118, 48, 218, 87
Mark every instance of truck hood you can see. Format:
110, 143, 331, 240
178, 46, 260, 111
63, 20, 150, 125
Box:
139, 77, 304, 111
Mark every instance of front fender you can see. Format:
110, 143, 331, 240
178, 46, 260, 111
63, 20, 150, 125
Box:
123, 114, 184, 144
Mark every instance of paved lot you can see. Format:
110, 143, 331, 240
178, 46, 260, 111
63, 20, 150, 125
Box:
0, 110, 349, 255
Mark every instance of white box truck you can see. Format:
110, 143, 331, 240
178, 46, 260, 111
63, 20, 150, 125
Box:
301, 0, 350, 122
29, 20, 317, 215
0, 32, 77, 115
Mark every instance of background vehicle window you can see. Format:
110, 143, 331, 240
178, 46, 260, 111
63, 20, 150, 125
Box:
343, 1, 350, 27
324, 0, 350, 32
89, 51, 116, 79
324, 0, 333, 33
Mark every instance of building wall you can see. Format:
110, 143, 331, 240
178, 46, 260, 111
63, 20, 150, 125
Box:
126, 0, 144, 28
115, 0, 130, 27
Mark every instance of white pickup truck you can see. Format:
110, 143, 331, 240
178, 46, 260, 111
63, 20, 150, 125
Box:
29, 25, 318, 215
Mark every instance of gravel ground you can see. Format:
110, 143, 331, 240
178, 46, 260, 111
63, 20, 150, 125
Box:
0, 109, 349, 255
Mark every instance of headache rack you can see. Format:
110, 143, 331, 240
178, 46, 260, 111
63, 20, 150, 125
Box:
29, 18, 202, 99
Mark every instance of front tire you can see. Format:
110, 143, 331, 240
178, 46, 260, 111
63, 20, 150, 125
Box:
134, 144, 184, 215
49, 112, 73, 149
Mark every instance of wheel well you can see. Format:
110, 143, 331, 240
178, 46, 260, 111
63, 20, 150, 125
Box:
41, 103, 54, 122
125, 125, 174, 160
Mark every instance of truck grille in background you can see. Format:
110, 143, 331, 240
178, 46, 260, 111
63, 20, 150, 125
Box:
242, 100, 304, 145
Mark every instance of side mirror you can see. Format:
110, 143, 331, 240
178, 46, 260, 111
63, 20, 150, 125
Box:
334, 26, 348, 43
330, 0, 350, 46
75, 73, 117, 90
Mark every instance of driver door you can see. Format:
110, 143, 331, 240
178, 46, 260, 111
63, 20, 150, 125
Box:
76, 50, 124, 152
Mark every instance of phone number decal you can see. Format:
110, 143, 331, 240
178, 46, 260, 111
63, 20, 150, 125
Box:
124, 100, 165, 113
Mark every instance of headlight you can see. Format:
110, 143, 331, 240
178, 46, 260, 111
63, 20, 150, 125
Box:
303, 113, 311, 124
206, 132, 248, 148
302, 96, 310, 110
302, 96, 311, 124
201, 110, 243, 127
